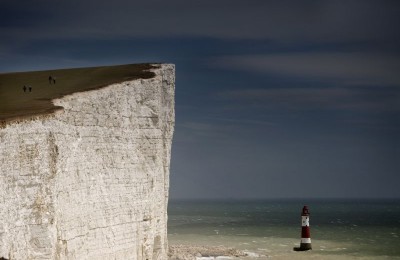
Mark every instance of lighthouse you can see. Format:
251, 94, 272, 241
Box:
294, 205, 312, 251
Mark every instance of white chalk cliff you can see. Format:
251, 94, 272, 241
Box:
0, 64, 175, 259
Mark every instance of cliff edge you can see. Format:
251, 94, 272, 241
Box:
0, 64, 175, 259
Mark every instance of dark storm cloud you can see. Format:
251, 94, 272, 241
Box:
1, 0, 400, 42
219, 87, 400, 112
0, 1, 52, 28
213, 52, 400, 86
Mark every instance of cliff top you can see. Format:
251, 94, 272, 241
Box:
0, 63, 158, 124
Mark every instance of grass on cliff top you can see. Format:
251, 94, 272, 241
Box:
0, 63, 158, 123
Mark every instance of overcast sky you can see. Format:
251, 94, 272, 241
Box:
1, 0, 399, 199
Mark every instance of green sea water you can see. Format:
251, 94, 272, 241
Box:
168, 199, 400, 259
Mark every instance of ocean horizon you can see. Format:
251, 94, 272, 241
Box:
168, 198, 400, 259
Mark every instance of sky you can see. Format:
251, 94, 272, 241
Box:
1, 0, 399, 199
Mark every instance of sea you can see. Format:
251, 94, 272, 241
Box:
168, 199, 400, 259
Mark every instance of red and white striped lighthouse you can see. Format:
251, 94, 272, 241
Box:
294, 205, 312, 251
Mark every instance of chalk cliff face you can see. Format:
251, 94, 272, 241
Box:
0, 64, 175, 259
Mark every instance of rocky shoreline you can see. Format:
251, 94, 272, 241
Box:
168, 245, 252, 259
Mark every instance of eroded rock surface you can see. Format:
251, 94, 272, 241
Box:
0, 64, 175, 259
168, 245, 248, 260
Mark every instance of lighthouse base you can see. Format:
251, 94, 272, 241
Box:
293, 243, 312, 251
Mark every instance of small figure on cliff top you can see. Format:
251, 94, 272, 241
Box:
49, 76, 56, 84
28, 86, 32, 92
23, 85, 27, 92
